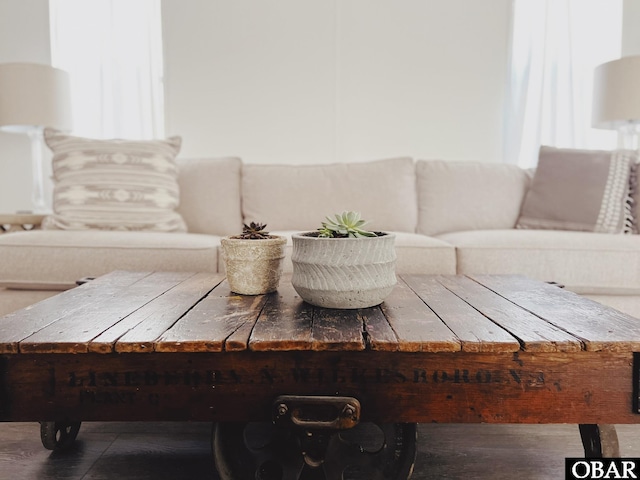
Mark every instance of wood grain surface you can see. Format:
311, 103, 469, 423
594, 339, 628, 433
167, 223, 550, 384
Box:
1, 350, 638, 425
2, 272, 640, 354
2, 271, 640, 427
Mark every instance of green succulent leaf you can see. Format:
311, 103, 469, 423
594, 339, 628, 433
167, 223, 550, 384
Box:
316, 211, 376, 238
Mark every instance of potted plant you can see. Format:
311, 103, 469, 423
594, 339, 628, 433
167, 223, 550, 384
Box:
221, 222, 287, 295
291, 211, 396, 309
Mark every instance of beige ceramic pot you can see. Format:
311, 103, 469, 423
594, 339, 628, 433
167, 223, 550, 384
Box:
221, 236, 287, 295
291, 232, 396, 309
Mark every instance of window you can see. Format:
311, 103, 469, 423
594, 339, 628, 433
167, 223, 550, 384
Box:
49, 0, 164, 139
504, 0, 623, 167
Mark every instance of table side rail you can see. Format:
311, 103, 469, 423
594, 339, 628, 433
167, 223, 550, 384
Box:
1, 351, 639, 425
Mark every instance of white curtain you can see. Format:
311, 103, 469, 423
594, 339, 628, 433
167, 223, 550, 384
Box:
504, 0, 623, 168
49, 0, 165, 139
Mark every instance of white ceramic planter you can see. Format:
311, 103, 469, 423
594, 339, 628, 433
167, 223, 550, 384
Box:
221, 236, 287, 295
291, 232, 397, 309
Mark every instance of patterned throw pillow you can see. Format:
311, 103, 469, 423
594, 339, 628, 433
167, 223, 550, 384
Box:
517, 146, 637, 234
42, 128, 187, 232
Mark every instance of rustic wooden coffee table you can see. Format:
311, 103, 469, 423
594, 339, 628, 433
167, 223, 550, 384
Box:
1, 271, 640, 479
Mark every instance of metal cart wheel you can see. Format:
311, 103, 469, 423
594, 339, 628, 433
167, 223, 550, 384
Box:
212, 421, 417, 480
39, 421, 82, 451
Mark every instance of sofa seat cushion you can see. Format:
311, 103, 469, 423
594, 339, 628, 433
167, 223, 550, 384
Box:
0, 288, 58, 317
437, 229, 640, 294
261, 231, 456, 275
0, 230, 220, 289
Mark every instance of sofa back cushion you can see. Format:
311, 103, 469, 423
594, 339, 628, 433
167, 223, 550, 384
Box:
176, 157, 243, 236
241, 157, 417, 232
417, 159, 531, 236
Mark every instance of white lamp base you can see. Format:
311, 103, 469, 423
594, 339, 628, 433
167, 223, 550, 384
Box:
26, 128, 50, 214
617, 123, 640, 151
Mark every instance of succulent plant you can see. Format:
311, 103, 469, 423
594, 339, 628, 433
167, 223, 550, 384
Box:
317, 211, 377, 238
236, 222, 271, 240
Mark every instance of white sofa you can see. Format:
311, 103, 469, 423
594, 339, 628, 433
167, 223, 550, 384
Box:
2, 156, 640, 318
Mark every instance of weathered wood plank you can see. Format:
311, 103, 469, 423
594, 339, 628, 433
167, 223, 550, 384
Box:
224, 317, 259, 352
469, 274, 640, 352
222, 279, 277, 351
154, 293, 267, 352
0, 271, 151, 354
90, 273, 223, 354
204, 280, 235, 298
311, 307, 365, 351
18, 272, 193, 354
3, 351, 639, 425
380, 278, 460, 352
436, 275, 582, 353
361, 307, 399, 351
402, 275, 520, 353
248, 282, 313, 352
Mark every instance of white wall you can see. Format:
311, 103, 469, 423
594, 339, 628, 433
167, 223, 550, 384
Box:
162, 0, 512, 164
0, 0, 51, 213
623, 0, 640, 56
2, 1, 640, 212
162, 1, 338, 164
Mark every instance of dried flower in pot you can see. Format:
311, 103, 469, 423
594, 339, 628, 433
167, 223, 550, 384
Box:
291, 211, 396, 309
221, 222, 287, 295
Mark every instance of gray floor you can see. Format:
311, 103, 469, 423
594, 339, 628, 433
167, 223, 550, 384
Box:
0, 421, 637, 479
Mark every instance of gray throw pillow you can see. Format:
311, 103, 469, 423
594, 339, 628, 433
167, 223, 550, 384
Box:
516, 146, 637, 234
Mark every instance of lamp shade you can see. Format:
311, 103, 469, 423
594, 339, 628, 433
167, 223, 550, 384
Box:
592, 55, 640, 130
0, 63, 72, 133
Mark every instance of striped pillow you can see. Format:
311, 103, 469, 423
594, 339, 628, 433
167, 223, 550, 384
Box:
42, 128, 187, 232
517, 146, 637, 234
